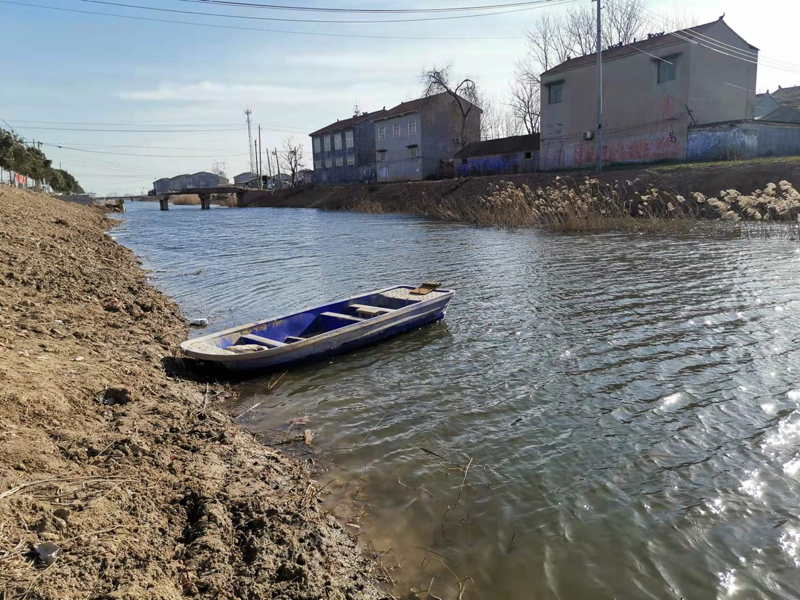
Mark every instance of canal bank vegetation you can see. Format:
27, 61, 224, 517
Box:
170, 193, 237, 207
440, 178, 800, 233
243, 157, 800, 234
0, 128, 83, 194
0, 186, 382, 599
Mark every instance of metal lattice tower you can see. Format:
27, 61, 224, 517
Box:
245, 109, 255, 174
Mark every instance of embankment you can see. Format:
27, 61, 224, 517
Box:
241, 157, 800, 226
0, 187, 381, 599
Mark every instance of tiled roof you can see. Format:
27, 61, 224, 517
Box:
309, 108, 387, 137
541, 18, 753, 77
374, 91, 481, 122
454, 133, 540, 159
771, 85, 800, 109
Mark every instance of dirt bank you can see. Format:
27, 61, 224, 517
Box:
241, 157, 800, 219
0, 187, 382, 599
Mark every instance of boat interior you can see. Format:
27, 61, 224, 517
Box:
223, 286, 446, 351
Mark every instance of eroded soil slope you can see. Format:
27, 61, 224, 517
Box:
0, 187, 381, 600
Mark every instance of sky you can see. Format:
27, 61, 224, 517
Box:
1, 0, 799, 195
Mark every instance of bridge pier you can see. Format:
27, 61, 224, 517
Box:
200, 194, 211, 210
159, 197, 169, 211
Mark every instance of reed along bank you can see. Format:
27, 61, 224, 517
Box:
0, 187, 383, 600
242, 157, 800, 231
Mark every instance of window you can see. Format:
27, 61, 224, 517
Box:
334, 133, 342, 150
345, 130, 354, 148
325, 158, 332, 168
548, 82, 563, 105
346, 155, 355, 166
335, 156, 343, 167
461, 158, 468, 165
407, 145, 418, 158
324, 135, 331, 151
378, 127, 386, 140
377, 150, 387, 162
658, 58, 676, 83
313, 137, 321, 154
408, 120, 417, 136
393, 123, 401, 137
524, 151, 532, 159
314, 159, 322, 169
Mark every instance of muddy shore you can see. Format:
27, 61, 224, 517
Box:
0, 187, 383, 599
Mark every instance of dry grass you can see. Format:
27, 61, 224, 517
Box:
343, 177, 800, 236
169, 194, 200, 205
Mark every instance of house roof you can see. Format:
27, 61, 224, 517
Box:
771, 85, 800, 109
310, 108, 387, 137
761, 105, 800, 124
454, 133, 540, 159
373, 91, 482, 122
541, 18, 755, 77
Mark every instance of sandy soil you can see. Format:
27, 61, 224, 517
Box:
0, 187, 383, 599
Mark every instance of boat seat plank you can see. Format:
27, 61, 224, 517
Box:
239, 333, 287, 348
349, 303, 396, 317
320, 312, 365, 323
285, 336, 306, 343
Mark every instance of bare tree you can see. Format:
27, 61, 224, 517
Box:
420, 65, 481, 149
509, 61, 540, 135
523, 0, 658, 81
280, 137, 305, 187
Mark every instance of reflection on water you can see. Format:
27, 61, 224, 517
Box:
115, 202, 800, 599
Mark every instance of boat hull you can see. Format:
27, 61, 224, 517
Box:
180, 285, 453, 372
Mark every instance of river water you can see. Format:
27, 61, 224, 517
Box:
115, 201, 800, 599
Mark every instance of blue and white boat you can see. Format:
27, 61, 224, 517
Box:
180, 284, 453, 371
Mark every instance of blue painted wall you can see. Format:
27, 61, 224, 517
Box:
687, 120, 800, 162
456, 151, 540, 177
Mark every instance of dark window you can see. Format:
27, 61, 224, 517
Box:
524, 151, 532, 159
658, 59, 676, 83
548, 82, 563, 105
461, 158, 468, 165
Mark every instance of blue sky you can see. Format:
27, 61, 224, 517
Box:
1, 0, 798, 195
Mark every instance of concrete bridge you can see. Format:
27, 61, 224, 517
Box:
158, 187, 248, 210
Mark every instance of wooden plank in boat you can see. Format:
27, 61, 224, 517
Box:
410, 282, 441, 295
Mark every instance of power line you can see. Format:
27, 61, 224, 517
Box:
81, 0, 574, 24
179, 0, 568, 13
632, 2, 800, 69
13, 126, 246, 133
609, 2, 800, 74
43, 143, 250, 158
0, 0, 528, 40
8, 119, 244, 126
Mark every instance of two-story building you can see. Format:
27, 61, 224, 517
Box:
373, 92, 481, 182
309, 108, 386, 184
539, 17, 758, 170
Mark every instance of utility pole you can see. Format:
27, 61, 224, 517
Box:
274, 148, 281, 188
595, 0, 603, 172
258, 125, 263, 190
254, 141, 260, 188
245, 109, 255, 174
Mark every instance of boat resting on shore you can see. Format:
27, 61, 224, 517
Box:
180, 284, 454, 371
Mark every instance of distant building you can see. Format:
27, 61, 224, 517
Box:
539, 17, 757, 170
298, 169, 314, 184
755, 86, 800, 123
454, 133, 540, 176
373, 91, 481, 182
233, 172, 259, 187
153, 171, 228, 194
309, 108, 387, 184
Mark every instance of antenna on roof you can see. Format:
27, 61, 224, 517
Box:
353, 100, 360, 117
